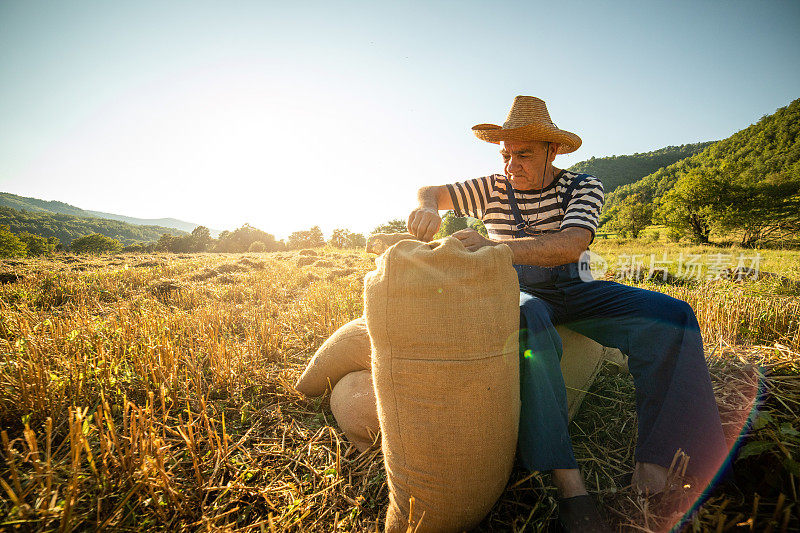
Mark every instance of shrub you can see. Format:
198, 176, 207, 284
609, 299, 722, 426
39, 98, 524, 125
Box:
70, 233, 123, 254
17, 232, 59, 255
0, 225, 27, 257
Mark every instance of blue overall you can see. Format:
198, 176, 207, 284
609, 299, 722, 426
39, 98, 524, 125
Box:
509, 185, 727, 480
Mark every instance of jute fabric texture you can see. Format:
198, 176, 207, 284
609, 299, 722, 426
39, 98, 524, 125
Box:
556, 326, 606, 419
294, 318, 371, 397
365, 237, 520, 533
365, 233, 416, 255
330, 370, 380, 452
319, 325, 626, 452
329, 327, 618, 453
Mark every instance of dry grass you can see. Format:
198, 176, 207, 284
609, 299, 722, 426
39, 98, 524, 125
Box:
0, 246, 798, 531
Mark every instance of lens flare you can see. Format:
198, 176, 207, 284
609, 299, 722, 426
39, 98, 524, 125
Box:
666, 364, 762, 531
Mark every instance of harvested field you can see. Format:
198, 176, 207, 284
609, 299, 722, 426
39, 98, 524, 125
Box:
0, 247, 798, 531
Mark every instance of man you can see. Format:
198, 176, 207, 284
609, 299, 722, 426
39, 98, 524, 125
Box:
407, 96, 727, 532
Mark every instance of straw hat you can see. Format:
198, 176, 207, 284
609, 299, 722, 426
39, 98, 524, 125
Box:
472, 96, 582, 154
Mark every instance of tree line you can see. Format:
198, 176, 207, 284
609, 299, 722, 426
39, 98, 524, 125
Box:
0, 223, 369, 257
0, 206, 181, 246
1, 213, 491, 257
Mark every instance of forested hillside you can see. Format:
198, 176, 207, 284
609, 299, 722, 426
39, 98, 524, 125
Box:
0, 206, 186, 246
0, 192, 217, 236
0, 192, 87, 216
602, 98, 800, 245
567, 142, 714, 193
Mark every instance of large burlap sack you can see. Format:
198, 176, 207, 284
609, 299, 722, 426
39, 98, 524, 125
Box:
365, 232, 417, 255
294, 318, 371, 397
330, 370, 380, 452
326, 330, 627, 450
365, 237, 520, 533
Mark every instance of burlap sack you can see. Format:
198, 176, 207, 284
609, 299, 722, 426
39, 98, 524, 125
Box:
365, 237, 520, 533
330, 370, 380, 452
365, 232, 416, 255
556, 326, 606, 420
556, 327, 630, 419
294, 318, 371, 397
326, 331, 627, 450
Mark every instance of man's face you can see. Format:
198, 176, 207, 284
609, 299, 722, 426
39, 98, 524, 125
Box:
500, 140, 554, 190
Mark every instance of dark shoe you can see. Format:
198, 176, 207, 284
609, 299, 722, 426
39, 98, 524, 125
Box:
557, 495, 613, 532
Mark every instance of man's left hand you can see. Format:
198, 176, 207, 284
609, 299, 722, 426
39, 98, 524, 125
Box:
451, 228, 497, 252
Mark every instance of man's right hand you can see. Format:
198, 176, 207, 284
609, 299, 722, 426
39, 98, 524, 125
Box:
407, 207, 442, 242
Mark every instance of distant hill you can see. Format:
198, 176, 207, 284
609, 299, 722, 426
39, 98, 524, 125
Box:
0, 192, 220, 236
601, 98, 800, 244
567, 141, 715, 193
604, 98, 800, 212
0, 206, 186, 246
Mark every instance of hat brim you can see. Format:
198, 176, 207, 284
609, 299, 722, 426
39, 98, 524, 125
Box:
472, 123, 582, 154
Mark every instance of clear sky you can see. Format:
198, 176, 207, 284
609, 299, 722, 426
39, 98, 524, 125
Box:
1, 0, 798, 238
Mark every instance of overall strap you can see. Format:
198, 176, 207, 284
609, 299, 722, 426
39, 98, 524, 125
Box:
560, 172, 586, 214
505, 181, 529, 239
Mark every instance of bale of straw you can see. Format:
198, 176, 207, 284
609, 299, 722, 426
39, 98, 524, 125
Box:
365, 237, 520, 533
365, 232, 417, 255
330, 370, 380, 452
294, 317, 371, 397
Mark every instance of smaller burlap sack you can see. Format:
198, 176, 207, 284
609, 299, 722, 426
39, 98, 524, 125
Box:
557, 327, 630, 419
294, 318, 371, 397
330, 370, 380, 452
556, 326, 606, 420
366, 237, 520, 533
365, 232, 416, 255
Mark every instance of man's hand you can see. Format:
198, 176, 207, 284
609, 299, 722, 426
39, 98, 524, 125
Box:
407, 207, 441, 242
451, 228, 497, 252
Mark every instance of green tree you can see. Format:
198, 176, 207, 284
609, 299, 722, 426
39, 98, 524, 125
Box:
70, 233, 123, 254
722, 172, 800, 247
658, 163, 800, 247
371, 218, 408, 234
329, 228, 353, 248
329, 228, 367, 249
190, 226, 212, 252
433, 211, 468, 239
346, 232, 366, 248
156, 233, 192, 253
287, 225, 325, 249
0, 225, 27, 257
607, 193, 653, 239
654, 169, 716, 243
468, 218, 489, 237
215, 224, 280, 252
248, 241, 267, 252
17, 231, 57, 255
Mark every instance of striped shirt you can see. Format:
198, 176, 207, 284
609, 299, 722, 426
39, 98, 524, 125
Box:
445, 170, 604, 241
